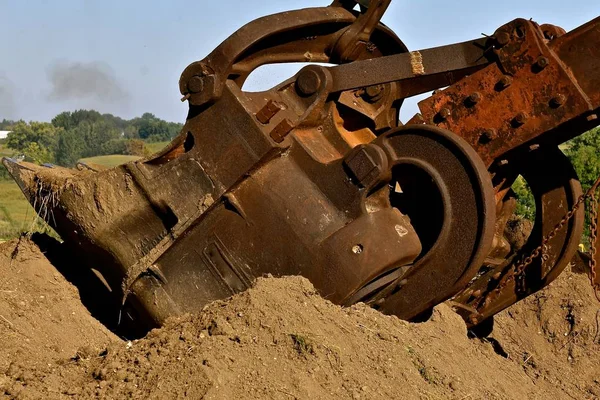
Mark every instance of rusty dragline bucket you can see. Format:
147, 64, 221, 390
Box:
4, 1, 600, 333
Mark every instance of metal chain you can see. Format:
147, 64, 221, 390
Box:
512, 175, 600, 297
589, 192, 600, 301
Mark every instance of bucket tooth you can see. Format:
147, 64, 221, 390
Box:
1, 157, 77, 219
2, 157, 39, 202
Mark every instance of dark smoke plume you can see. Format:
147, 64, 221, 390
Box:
47, 61, 130, 103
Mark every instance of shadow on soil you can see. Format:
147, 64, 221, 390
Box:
31, 233, 152, 340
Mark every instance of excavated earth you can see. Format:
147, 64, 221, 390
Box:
0, 237, 599, 399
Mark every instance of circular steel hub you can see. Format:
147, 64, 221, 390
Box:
372, 125, 496, 320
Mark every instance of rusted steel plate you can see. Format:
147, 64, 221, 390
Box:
551, 16, 600, 107
418, 19, 600, 167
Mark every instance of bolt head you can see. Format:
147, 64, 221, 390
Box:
498, 76, 513, 90
468, 92, 482, 105
535, 56, 550, 70
479, 129, 497, 144
513, 112, 528, 126
187, 75, 205, 93
438, 108, 451, 120
364, 85, 384, 102
296, 69, 322, 96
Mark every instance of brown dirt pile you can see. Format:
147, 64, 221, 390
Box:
1, 238, 599, 399
0, 238, 118, 397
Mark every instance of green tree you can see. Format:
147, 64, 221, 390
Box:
73, 120, 121, 158
564, 127, 600, 246
125, 139, 149, 156
51, 110, 103, 131
6, 121, 61, 162
565, 127, 600, 191
0, 118, 16, 130
55, 129, 85, 167
512, 176, 535, 221
22, 142, 54, 164
131, 112, 181, 141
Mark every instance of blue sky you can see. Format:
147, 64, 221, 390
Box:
0, 0, 598, 123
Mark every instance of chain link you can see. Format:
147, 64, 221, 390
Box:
512, 175, 600, 299
589, 192, 600, 301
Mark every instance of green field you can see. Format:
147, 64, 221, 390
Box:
146, 141, 169, 154
78, 141, 170, 168
80, 154, 141, 167
0, 144, 12, 158
0, 180, 41, 240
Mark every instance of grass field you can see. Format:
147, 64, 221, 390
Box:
78, 141, 169, 168
146, 141, 169, 154
0, 144, 12, 158
80, 154, 141, 167
0, 180, 42, 240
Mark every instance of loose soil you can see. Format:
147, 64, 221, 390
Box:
0, 238, 599, 399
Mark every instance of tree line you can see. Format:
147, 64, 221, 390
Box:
0, 110, 182, 167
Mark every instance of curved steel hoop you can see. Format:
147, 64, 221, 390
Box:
453, 147, 584, 325
375, 125, 496, 320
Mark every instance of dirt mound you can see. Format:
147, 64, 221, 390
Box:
1, 239, 599, 399
492, 266, 600, 398
0, 238, 118, 397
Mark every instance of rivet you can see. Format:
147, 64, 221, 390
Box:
352, 244, 364, 255
467, 92, 482, 106
479, 129, 497, 144
493, 272, 502, 280
498, 159, 509, 167
550, 94, 566, 108
587, 114, 598, 122
497, 76, 513, 90
535, 56, 550, 70
513, 112, 528, 126
529, 144, 540, 151
438, 108, 451, 120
